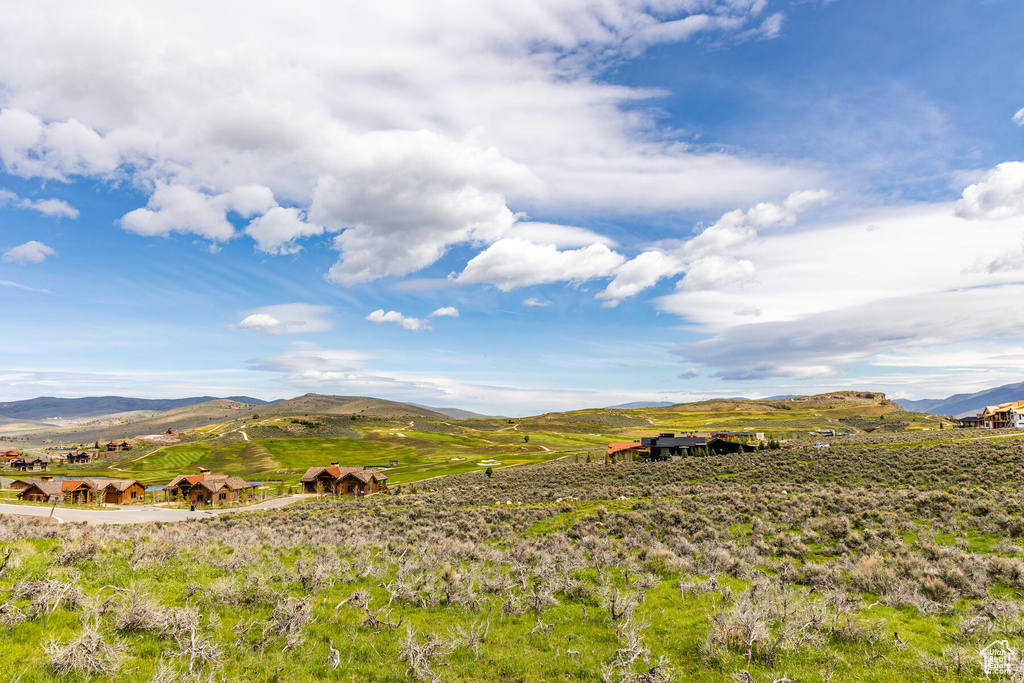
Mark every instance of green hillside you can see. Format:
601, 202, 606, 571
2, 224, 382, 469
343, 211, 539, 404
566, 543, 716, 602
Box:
30, 391, 954, 486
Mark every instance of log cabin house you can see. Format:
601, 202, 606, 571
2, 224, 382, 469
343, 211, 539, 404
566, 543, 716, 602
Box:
164, 468, 256, 506
89, 478, 147, 504
66, 451, 92, 464
19, 478, 94, 504
11, 456, 50, 472
300, 464, 388, 496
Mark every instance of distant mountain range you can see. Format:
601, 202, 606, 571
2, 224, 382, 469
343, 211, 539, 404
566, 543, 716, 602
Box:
0, 395, 276, 421
605, 395, 801, 410
605, 401, 677, 409
894, 381, 1024, 417
410, 404, 500, 419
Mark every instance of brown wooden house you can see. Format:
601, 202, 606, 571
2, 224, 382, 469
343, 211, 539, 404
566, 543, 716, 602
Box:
106, 440, 132, 452
11, 456, 50, 472
19, 479, 94, 504
66, 451, 92, 464
164, 468, 256, 506
89, 478, 147, 504
300, 464, 388, 496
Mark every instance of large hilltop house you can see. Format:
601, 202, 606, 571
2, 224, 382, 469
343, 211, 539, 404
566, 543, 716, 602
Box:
636, 433, 757, 461
300, 464, 388, 496
164, 468, 256, 506
980, 401, 1024, 429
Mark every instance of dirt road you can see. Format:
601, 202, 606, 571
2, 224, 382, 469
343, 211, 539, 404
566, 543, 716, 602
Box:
0, 495, 305, 525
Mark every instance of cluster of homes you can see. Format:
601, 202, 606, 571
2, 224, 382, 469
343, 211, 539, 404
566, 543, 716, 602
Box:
607, 432, 759, 461
2, 452, 52, 472
11, 476, 147, 504
3, 463, 389, 507
960, 401, 1024, 429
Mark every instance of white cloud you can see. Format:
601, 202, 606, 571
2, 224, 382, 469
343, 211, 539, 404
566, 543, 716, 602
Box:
120, 184, 239, 241
245, 342, 695, 415
430, 306, 459, 318
365, 309, 431, 331
0, 279, 50, 293
3, 240, 55, 264
0, 188, 79, 218
678, 367, 701, 379
598, 250, 685, 302
245, 206, 323, 255
234, 303, 333, 336
0, 0, 813, 285
457, 238, 626, 291
678, 255, 756, 291
501, 222, 617, 248
1013, 108, 1024, 126
658, 203, 1024, 381
522, 297, 552, 307
955, 161, 1024, 220
597, 189, 830, 303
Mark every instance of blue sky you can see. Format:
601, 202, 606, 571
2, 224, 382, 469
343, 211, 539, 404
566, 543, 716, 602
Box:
2, 0, 1024, 415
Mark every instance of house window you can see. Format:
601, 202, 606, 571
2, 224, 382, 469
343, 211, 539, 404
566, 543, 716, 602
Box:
130, 490, 136, 499
347, 485, 354, 493
219, 493, 226, 500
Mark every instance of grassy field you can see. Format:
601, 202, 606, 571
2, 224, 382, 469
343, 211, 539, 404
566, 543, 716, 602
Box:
4, 435, 1024, 681
19, 392, 952, 489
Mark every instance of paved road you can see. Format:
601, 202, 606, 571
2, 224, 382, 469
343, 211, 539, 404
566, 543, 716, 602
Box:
0, 495, 306, 525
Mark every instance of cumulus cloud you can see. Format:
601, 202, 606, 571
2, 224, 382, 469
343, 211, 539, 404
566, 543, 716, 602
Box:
430, 306, 459, 318
457, 238, 626, 291
678, 255, 756, 291
233, 303, 333, 336
0, 188, 78, 218
598, 250, 685, 302
3, 240, 55, 264
657, 203, 1024, 381
597, 189, 830, 304
955, 162, 1024, 220
245, 206, 323, 255
365, 309, 431, 331
0, 0, 813, 286
501, 222, 617, 248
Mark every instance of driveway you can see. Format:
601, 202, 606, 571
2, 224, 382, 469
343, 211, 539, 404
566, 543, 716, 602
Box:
0, 495, 306, 525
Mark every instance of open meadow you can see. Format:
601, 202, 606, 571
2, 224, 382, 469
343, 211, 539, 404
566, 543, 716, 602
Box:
4, 432, 1024, 681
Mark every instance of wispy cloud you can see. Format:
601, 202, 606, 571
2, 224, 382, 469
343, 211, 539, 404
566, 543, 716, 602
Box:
0, 279, 50, 293
233, 304, 334, 336
0, 189, 78, 218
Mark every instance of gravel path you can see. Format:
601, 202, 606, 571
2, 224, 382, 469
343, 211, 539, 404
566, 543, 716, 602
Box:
0, 495, 306, 525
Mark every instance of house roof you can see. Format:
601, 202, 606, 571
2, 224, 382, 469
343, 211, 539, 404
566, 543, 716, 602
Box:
606, 442, 647, 456
166, 473, 253, 491
21, 481, 63, 497
300, 465, 387, 483
88, 478, 143, 491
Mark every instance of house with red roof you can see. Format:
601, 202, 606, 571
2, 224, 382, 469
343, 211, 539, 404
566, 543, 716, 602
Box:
300, 463, 388, 496
164, 467, 256, 506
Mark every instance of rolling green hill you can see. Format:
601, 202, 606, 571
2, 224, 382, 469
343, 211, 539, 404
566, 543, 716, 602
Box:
27, 390, 952, 487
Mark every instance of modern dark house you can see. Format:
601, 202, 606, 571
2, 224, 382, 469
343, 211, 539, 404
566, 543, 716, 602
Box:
638, 433, 757, 460
639, 434, 707, 460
